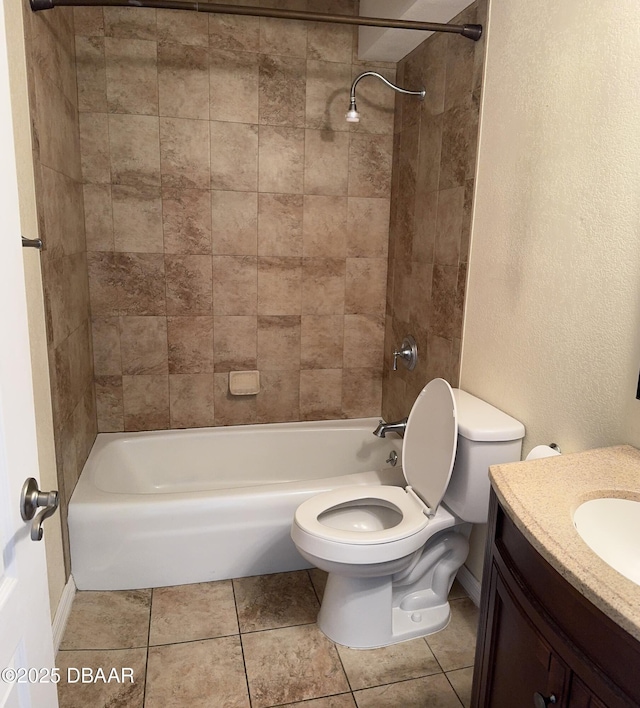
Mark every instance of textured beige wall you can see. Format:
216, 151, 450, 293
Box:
461, 0, 640, 579
76, 1, 396, 431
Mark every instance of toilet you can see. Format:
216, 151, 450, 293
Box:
291, 378, 525, 648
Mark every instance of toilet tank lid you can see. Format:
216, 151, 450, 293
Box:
452, 389, 525, 442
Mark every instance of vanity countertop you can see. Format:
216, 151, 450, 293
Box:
489, 444, 640, 642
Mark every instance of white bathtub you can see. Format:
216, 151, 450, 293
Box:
69, 418, 404, 590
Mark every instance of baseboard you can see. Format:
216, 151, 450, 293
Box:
457, 564, 481, 607
52, 574, 76, 652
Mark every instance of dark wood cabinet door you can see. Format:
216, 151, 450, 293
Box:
480, 564, 566, 708
568, 676, 607, 708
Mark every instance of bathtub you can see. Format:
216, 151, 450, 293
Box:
69, 418, 404, 590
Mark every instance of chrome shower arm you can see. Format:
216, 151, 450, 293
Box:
349, 71, 426, 102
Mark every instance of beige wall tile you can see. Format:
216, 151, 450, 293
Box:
348, 133, 393, 198
84, 184, 114, 252
118, 253, 166, 316
342, 368, 382, 418
157, 9, 208, 47
211, 121, 259, 191
300, 315, 343, 369
165, 254, 213, 315
439, 103, 474, 191
305, 60, 351, 132
41, 166, 85, 258
209, 13, 260, 53
259, 16, 307, 57
120, 316, 168, 375
168, 316, 214, 374
257, 370, 300, 422
87, 252, 120, 317
213, 315, 257, 372
75, 36, 107, 113
257, 315, 301, 371
33, 70, 82, 181
95, 375, 124, 432
259, 55, 306, 128
258, 193, 303, 256
343, 314, 384, 369
169, 374, 215, 428
257, 257, 302, 315
345, 258, 387, 315
435, 185, 464, 266
302, 195, 347, 257
211, 190, 257, 255
112, 185, 163, 253
74, 7, 105, 37
299, 369, 342, 420
105, 37, 158, 115
307, 22, 352, 64
258, 126, 304, 194
210, 49, 259, 124
122, 374, 170, 431
91, 316, 121, 375
80, 112, 110, 184
304, 129, 349, 196
213, 372, 257, 425
212, 256, 258, 315
162, 188, 212, 254
301, 258, 345, 315
160, 117, 210, 190
109, 114, 161, 187
158, 43, 209, 120
104, 7, 157, 40
346, 197, 390, 258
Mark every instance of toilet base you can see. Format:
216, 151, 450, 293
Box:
316, 528, 469, 648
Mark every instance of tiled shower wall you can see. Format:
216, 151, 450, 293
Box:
75, 0, 397, 432
382, 0, 486, 421
22, 0, 96, 573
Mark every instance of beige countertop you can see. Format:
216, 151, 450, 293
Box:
490, 444, 640, 642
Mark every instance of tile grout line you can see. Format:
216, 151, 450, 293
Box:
231, 578, 254, 708
141, 587, 154, 707
305, 570, 356, 702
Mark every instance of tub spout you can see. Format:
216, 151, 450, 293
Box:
373, 417, 408, 438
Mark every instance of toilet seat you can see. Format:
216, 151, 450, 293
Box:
292, 379, 460, 566
294, 484, 429, 545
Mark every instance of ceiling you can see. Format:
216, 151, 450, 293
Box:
358, 0, 475, 62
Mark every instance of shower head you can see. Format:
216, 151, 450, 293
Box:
346, 71, 425, 124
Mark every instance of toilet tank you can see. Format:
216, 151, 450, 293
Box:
443, 389, 525, 523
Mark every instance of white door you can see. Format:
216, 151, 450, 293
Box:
0, 3, 58, 707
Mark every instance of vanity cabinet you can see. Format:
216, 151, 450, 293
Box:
472, 492, 640, 708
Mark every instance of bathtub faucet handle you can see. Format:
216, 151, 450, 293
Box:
392, 336, 418, 371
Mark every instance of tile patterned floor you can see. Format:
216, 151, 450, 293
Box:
56, 570, 478, 708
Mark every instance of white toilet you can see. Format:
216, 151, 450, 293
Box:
291, 378, 525, 648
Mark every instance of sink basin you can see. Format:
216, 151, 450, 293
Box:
573, 498, 640, 586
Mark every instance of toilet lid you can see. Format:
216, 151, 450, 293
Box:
402, 378, 458, 513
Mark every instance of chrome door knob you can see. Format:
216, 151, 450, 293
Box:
20, 477, 59, 541
533, 692, 557, 708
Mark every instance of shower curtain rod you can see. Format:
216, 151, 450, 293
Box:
29, 0, 483, 41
